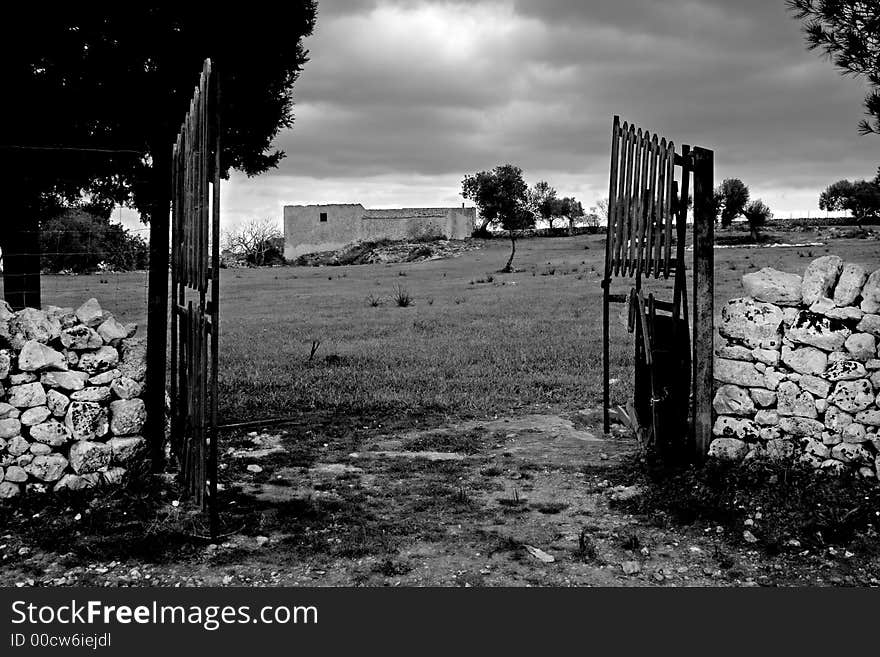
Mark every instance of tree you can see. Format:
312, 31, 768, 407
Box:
819, 178, 880, 222
787, 1, 880, 135
40, 208, 149, 273
558, 197, 585, 235
715, 178, 750, 227
223, 218, 284, 266
461, 164, 533, 272
592, 198, 609, 226
1, 5, 317, 307
527, 180, 558, 230
742, 199, 773, 242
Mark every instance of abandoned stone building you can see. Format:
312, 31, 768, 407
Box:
283, 203, 475, 260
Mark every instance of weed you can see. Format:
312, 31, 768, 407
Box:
392, 285, 413, 307
307, 340, 321, 362
398, 270, 407, 277
426, 297, 434, 305
366, 294, 384, 307
576, 527, 599, 562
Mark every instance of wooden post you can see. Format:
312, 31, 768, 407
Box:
602, 116, 620, 434
691, 147, 714, 459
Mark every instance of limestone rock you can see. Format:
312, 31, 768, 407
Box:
860, 269, 880, 314
708, 438, 748, 462
108, 436, 146, 465
855, 410, 880, 426
0, 351, 10, 379
40, 370, 89, 392
799, 374, 831, 398
18, 340, 67, 372
751, 348, 780, 367
70, 386, 111, 403
766, 439, 795, 460
801, 255, 843, 305
5, 307, 61, 349
777, 381, 817, 418
20, 406, 50, 426
46, 389, 70, 417
97, 317, 128, 343
742, 268, 802, 306
68, 441, 112, 474
749, 388, 777, 407
64, 402, 109, 441
89, 369, 121, 386
821, 459, 847, 475
712, 416, 761, 441
764, 369, 785, 391
713, 385, 755, 416
719, 298, 784, 349
0, 482, 21, 498
825, 360, 867, 381
6, 436, 29, 456
7, 382, 46, 408
842, 423, 867, 444
25, 454, 68, 482
781, 345, 827, 375
716, 345, 754, 361
109, 399, 146, 436
110, 376, 142, 400
754, 410, 779, 426
787, 310, 850, 351
4, 465, 27, 482
0, 418, 21, 439
825, 406, 853, 432
0, 403, 19, 420
829, 379, 874, 413
804, 439, 830, 461
714, 358, 765, 388
59, 325, 103, 350
53, 474, 92, 492
816, 399, 829, 414
119, 338, 147, 381
29, 420, 72, 447
833, 263, 868, 306
9, 372, 36, 385
778, 416, 825, 438
75, 298, 104, 327
845, 333, 876, 361
77, 346, 119, 374
831, 442, 871, 464
29, 443, 52, 455
825, 306, 864, 322
857, 314, 880, 337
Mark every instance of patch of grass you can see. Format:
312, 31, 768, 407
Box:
401, 428, 489, 455
392, 284, 413, 307
531, 501, 567, 514
366, 293, 384, 307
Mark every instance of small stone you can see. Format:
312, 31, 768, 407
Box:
74, 298, 104, 327
40, 370, 89, 392
709, 437, 748, 461
18, 340, 67, 372
70, 386, 111, 403
29, 420, 72, 447
860, 269, 880, 314
842, 423, 867, 444
831, 442, 871, 464
119, 338, 147, 382
799, 374, 831, 398
833, 263, 868, 306
781, 345, 827, 375
77, 346, 119, 374
855, 410, 880, 426
822, 431, 843, 446
845, 333, 876, 361
749, 388, 777, 407
766, 439, 794, 460
742, 268, 802, 306
816, 399, 828, 414
820, 459, 847, 475
712, 385, 755, 416
0, 403, 19, 420
59, 325, 103, 350
20, 406, 50, 426
28, 443, 52, 456
109, 399, 146, 436
247, 464, 263, 473
24, 454, 69, 482
777, 381, 817, 419
64, 402, 109, 441
0, 482, 21, 498
787, 310, 851, 352
4, 465, 28, 482
9, 373, 37, 385
714, 358, 765, 388
45, 390, 70, 417
751, 348, 780, 367
825, 306, 864, 321
69, 441, 111, 474
868, 360, 880, 370
801, 255, 843, 305
754, 410, 779, 426
89, 369, 121, 386
7, 382, 46, 408
107, 436, 146, 465
764, 369, 786, 391
804, 439, 830, 461
0, 418, 21, 439
6, 436, 29, 457
829, 379, 874, 413
719, 298, 784, 349
110, 376, 142, 400
743, 530, 758, 544
53, 474, 92, 492
856, 314, 880, 337
716, 344, 754, 361
97, 317, 128, 343
825, 360, 868, 381
712, 417, 761, 442
621, 561, 642, 575
779, 416, 825, 438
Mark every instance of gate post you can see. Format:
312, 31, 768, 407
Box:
691, 147, 714, 459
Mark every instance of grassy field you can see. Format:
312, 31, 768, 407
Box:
5, 228, 878, 428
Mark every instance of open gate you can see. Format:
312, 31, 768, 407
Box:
169, 59, 221, 533
601, 115, 714, 460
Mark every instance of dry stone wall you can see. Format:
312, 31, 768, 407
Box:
0, 298, 147, 498
711, 255, 880, 478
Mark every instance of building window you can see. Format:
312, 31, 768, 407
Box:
319, 212, 328, 222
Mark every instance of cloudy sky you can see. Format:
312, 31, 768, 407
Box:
213, 0, 877, 232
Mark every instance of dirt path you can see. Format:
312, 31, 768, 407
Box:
3, 409, 877, 587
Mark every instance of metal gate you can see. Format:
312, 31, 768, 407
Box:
169, 59, 221, 532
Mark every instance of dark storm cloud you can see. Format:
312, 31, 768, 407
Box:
225, 0, 877, 226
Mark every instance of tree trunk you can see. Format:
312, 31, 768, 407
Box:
568, 217, 574, 237
0, 201, 42, 311
750, 224, 759, 242
144, 147, 172, 471
502, 232, 516, 272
